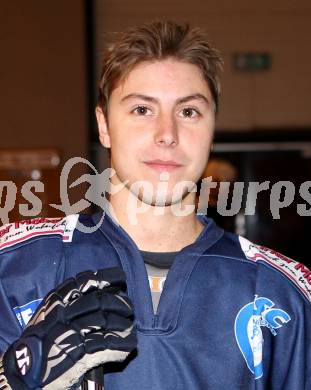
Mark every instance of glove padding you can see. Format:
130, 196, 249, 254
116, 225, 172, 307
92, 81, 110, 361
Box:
2, 267, 137, 390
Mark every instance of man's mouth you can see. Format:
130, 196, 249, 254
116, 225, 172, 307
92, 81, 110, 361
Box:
144, 159, 183, 172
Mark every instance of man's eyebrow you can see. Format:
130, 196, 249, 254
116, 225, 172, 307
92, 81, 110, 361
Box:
121, 94, 158, 103
176, 94, 210, 106
120, 93, 211, 105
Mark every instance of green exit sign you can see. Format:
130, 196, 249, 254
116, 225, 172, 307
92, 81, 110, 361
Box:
233, 52, 271, 72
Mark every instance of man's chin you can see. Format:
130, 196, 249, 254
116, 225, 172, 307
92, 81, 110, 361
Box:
135, 191, 192, 208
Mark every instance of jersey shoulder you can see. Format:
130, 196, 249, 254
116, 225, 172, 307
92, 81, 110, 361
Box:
239, 235, 311, 304
0, 215, 79, 254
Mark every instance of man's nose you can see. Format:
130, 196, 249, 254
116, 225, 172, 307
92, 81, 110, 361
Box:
154, 113, 178, 147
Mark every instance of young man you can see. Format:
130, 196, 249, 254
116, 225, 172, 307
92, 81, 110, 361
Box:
0, 21, 310, 389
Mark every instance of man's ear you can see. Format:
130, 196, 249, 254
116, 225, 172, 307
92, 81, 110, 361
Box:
95, 106, 111, 148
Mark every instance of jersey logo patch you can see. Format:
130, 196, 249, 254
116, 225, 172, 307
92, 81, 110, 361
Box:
234, 296, 291, 379
13, 299, 43, 328
239, 236, 311, 303
0, 215, 78, 251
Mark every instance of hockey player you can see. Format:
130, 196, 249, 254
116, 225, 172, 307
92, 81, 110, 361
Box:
0, 21, 310, 389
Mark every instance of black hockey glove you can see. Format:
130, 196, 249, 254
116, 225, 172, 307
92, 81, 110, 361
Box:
0, 267, 137, 390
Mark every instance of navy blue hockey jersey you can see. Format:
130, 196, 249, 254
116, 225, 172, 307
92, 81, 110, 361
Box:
0, 213, 310, 389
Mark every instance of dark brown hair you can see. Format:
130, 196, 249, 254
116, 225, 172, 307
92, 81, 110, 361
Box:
97, 21, 223, 117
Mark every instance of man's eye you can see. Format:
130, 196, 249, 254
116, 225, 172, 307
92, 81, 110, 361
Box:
181, 107, 200, 118
132, 106, 150, 115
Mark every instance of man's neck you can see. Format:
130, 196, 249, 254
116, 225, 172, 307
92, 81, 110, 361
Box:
108, 191, 204, 252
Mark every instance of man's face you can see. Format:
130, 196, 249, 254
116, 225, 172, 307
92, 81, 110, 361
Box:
97, 58, 215, 206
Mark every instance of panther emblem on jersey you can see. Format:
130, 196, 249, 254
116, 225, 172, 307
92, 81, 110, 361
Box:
234, 296, 291, 379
